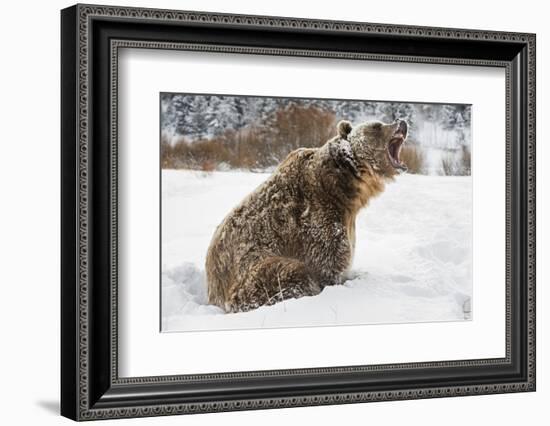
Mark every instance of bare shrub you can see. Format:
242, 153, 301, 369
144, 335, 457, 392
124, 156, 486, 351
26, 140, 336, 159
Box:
257, 104, 336, 167
440, 154, 455, 176
200, 159, 216, 172
400, 144, 425, 174
440, 146, 471, 176
460, 146, 471, 176
160, 134, 174, 168
162, 105, 337, 171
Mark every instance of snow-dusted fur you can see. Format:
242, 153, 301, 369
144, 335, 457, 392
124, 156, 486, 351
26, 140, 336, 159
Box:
206, 120, 407, 312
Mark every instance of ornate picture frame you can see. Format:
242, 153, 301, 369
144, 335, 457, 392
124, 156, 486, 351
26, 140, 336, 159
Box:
61, 3, 535, 421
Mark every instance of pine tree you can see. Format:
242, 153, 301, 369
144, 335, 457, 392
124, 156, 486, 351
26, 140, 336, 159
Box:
160, 93, 177, 141
185, 95, 211, 139
375, 102, 415, 126
172, 94, 193, 136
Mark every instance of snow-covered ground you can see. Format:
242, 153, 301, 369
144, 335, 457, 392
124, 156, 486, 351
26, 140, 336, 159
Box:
161, 170, 472, 332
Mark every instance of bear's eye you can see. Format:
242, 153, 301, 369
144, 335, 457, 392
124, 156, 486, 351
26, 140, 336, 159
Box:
371, 123, 382, 131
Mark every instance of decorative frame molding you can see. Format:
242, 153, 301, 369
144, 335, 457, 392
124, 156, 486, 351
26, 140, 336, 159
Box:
61, 3, 535, 421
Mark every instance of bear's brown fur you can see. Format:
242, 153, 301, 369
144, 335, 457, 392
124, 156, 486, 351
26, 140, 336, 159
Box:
206, 119, 408, 312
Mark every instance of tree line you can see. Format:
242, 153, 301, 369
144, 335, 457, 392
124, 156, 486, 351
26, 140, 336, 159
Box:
160, 94, 472, 175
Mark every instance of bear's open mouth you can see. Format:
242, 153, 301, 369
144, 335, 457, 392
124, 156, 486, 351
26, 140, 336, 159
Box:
387, 121, 408, 170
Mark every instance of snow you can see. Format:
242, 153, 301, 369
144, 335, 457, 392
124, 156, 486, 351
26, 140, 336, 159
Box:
161, 170, 472, 332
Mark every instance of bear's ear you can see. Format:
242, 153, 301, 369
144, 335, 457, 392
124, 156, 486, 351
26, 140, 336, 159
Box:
337, 120, 353, 139
329, 139, 360, 178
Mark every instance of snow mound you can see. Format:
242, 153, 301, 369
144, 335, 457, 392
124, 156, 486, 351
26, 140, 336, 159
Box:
162, 263, 224, 318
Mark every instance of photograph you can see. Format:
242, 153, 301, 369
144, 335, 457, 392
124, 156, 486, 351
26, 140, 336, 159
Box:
160, 93, 473, 332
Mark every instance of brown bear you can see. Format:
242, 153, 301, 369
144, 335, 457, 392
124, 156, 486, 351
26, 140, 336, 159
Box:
206, 119, 408, 313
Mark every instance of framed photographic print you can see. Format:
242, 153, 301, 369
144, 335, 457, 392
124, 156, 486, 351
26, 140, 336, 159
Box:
61, 3, 536, 421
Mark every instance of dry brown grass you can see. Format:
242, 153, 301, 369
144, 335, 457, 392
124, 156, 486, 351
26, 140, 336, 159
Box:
400, 144, 425, 174
461, 146, 471, 175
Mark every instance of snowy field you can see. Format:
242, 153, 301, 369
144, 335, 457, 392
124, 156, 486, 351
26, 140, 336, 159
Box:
161, 170, 472, 332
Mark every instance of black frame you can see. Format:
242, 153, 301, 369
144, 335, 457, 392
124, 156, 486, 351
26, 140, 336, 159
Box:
61, 4, 536, 421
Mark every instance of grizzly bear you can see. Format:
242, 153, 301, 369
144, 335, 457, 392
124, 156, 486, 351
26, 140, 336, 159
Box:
206, 119, 408, 313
